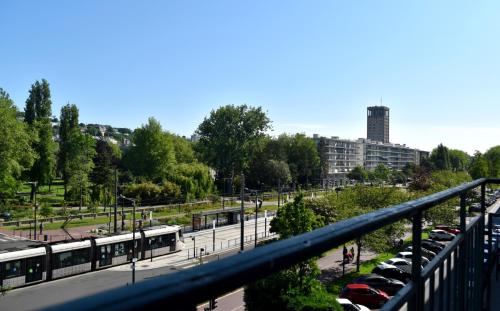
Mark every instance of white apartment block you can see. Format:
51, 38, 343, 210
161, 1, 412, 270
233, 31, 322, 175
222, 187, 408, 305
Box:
314, 135, 428, 183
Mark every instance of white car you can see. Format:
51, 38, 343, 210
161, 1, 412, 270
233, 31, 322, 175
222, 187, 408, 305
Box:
396, 251, 430, 266
429, 229, 455, 241
336, 298, 370, 311
384, 258, 420, 274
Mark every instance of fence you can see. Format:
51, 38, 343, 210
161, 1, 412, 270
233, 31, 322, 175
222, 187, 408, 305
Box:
47, 179, 500, 311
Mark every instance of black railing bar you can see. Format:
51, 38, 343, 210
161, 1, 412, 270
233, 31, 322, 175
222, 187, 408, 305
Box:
421, 231, 465, 280
44, 179, 491, 311
380, 281, 415, 311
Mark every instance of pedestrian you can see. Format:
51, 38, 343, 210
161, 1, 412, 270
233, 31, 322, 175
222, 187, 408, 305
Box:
39, 222, 43, 235
350, 246, 355, 262
343, 245, 348, 263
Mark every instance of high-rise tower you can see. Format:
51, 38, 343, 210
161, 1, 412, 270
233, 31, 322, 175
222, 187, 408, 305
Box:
367, 106, 389, 143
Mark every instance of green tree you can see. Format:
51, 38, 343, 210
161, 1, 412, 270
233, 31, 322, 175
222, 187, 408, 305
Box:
195, 105, 271, 180
484, 146, 500, 178
317, 137, 330, 181
448, 149, 470, 172
24, 80, 56, 189
24, 79, 52, 126
286, 134, 321, 185
468, 151, 489, 179
58, 104, 95, 203
373, 163, 391, 182
90, 140, 120, 208
245, 194, 340, 311
429, 144, 451, 170
347, 165, 368, 182
58, 104, 81, 197
65, 133, 96, 206
166, 133, 197, 164
123, 118, 175, 181
0, 88, 34, 199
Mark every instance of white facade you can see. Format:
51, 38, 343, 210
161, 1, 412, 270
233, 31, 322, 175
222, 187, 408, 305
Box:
314, 135, 428, 183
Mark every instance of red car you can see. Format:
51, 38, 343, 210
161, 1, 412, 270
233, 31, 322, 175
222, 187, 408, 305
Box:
340, 284, 390, 308
435, 225, 460, 235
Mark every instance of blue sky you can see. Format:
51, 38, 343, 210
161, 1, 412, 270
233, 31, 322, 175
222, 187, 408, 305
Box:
1, 1, 499, 154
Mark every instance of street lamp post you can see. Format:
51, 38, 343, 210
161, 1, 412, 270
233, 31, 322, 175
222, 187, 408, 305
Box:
240, 174, 245, 252
212, 220, 216, 252
27, 182, 38, 240
192, 236, 196, 258
264, 210, 267, 237
254, 193, 260, 247
120, 195, 137, 284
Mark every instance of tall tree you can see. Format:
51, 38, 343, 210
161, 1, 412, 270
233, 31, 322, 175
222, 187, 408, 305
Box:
286, 134, 321, 185
347, 165, 368, 182
195, 105, 271, 180
90, 140, 120, 207
0, 88, 34, 198
123, 117, 175, 181
484, 146, 500, 178
24, 79, 52, 125
448, 149, 470, 172
468, 151, 489, 179
24, 79, 56, 188
58, 104, 95, 201
429, 144, 451, 170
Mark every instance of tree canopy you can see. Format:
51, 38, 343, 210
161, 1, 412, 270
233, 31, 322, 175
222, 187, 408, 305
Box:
195, 104, 271, 179
0, 89, 34, 198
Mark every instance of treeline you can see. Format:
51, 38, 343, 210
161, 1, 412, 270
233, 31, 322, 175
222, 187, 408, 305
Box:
0, 81, 326, 211
2, 79, 500, 211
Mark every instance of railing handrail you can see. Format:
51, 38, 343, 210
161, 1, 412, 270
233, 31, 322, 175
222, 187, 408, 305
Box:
44, 178, 500, 311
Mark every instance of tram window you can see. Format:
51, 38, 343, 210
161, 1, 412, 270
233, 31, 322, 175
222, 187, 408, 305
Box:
54, 249, 90, 268
59, 252, 73, 268
114, 243, 126, 256
4, 260, 23, 279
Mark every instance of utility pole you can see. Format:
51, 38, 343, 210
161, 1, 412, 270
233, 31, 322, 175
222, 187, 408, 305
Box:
27, 182, 38, 240
278, 179, 281, 209
114, 168, 118, 233
254, 193, 258, 247
212, 220, 216, 252
132, 199, 136, 284
240, 174, 245, 252
120, 195, 137, 284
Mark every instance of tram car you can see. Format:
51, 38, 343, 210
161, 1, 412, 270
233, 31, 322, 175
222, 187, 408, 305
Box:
0, 247, 47, 288
0, 225, 184, 289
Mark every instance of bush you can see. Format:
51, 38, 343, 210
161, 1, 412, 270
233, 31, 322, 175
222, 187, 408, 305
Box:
124, 182, 162, 201
39, 204, 54, 218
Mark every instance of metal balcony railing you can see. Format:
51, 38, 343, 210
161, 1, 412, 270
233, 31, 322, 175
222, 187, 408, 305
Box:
44, 178, 500, 311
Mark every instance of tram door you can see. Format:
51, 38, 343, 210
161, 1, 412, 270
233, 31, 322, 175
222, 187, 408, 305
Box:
99, 245, 112, 267
25, 256, 43, 283
170, 234, 176, 252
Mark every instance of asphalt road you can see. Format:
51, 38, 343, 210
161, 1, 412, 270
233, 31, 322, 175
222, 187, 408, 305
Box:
0, 217, 272, 311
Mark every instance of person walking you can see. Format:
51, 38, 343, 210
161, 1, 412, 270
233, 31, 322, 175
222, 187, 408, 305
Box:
350, 246, 355, 262
39, 222, 43, 235
343, 245, 348, 263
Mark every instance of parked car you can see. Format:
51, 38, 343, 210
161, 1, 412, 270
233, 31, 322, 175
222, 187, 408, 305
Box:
435, 225, 460, 235
429, 229, 456, 241
422, 239, 445, 253
372, 263, 412, 283
0, 211, 11, 221
396, 251, 430, 266
339, 284, 389, 309
336, 298, 370, 311
350, 274, 405, 296
405, 246, 437, 260
384, 258, 422, 274
469, 202, 481, 212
